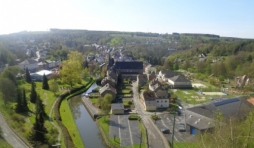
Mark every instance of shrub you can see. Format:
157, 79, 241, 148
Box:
150, 115, 160, 120
128, 115, 140, 120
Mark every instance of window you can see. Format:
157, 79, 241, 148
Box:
157, 101, 159, 103
165, 101, 167, 103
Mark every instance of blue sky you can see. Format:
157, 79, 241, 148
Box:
0, 0, 254, 38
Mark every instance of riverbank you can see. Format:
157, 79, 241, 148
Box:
54, 78, 95, 148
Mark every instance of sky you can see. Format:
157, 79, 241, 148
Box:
0, 0, 254, 38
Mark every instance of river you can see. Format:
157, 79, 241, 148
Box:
68, 83, 107, 148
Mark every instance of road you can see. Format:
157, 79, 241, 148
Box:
132, 82, 169, 148
0, 112, 29, 148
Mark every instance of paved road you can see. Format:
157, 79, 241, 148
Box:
132, 82, 169, 148
0, 112, 29, 148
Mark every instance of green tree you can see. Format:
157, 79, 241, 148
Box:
1, 66, 20, 86
22, 89, 28, 111
42, 74, 49, 90
60, 51, 83, 87
29, 112, 47, 146
98, 94, 113, 116
0, 77, 17, 105
35, 94, 46, 117
30, 82, 37, 103
25, 68, 31, 83
15, 89, 23, 113
50, 81, 59, 95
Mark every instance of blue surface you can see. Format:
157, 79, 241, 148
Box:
190, 126, 196, 135
213, 98, 239, 107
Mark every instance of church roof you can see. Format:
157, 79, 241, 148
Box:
113, 61, 143, 70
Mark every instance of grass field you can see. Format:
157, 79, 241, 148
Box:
174, 142, 198, 148
0, 138, 12, 148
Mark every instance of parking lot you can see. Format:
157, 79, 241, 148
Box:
109, 115, 142, 147
156, 112, 196, 143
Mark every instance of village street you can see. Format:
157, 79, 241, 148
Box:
132, 82, 169, 148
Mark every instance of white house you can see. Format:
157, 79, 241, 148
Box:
154, 90, 170, 108
140, 91, 157, 111
140, 90, 170, 111
168, 74, 192, 88
18, 59, 38, 72
158, 70, 177, 82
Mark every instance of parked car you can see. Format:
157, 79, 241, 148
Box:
124, 108, 131, 112
160, 128, 170, 134
178, 123, 186, 132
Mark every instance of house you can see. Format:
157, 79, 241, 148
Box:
112, 61, 143, 79
168, 74, 192, 89
154, 90, 170, 108
158, 70, 177, 81
99, 84, 116, 99
185, 97, 253, 136
18, 59, 38, 72
30, 70, 52, 81
149, 78, 164, 91
101, 77, 117, 87
147, 72, 156, 81
111, 103, 124, 115
140, 90, 170, 111
45, 60, 54, 69
137, 74, 148, 86
38, 61, 48, 70
140, 91, 157, 111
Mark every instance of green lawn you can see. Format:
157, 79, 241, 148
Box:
174, 142, 198, 148
0, 138, 12, 148
172, 90, 209, 104
60, 98, 83, 147
118, 89, 131, 94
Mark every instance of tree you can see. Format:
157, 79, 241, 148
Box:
30, 82, 37, 103
42, 74, 49, 90
1, 66, 19, 86
15, 89, 23, 113
197, 110, 254, 148
98, 94, 113, 116
25, 68, 31, 83
22, 89, 28, 111
35, 94, 46, 117
0, 77, 17, 105
29, 111, 47, 146
50, 81, 59, 95
60, 51, 83, 87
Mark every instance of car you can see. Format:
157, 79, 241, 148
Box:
124, 108, 131, 112
160, 128, 170, 134
178, 106, 183, 110
178, 123, 186, 132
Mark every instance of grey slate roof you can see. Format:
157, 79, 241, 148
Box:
169, 74, 191, 83
19, 59, 38, 65
186, 97, 253, 130
113, 61, 143, 70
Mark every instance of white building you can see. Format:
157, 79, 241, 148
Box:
18, 59, 38, 72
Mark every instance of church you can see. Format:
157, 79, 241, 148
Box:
107, 54, 143, 80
